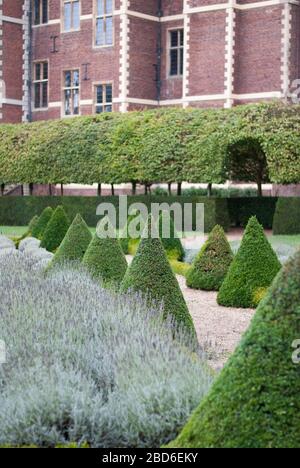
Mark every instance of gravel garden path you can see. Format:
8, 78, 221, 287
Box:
176, 274, 255, 372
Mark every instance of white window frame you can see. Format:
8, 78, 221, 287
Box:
62, 0, 81, 32
33, 61, 49, 110
33, 0, 49, 26
168, 28, 184, 78
94, 0, 114, 48
62, 69, 80, 117
94, 82, 113, 114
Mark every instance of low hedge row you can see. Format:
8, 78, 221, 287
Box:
0, 196, 230, 233
228, 197, 278, 229
273, 198, 300, 235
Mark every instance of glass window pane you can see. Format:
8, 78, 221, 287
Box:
42, 0, 48, 23
105, 105, 112, 113
42, 82, 48, 107
73, 1, 80, 30
64, 89, 71, 115
43, 62, 48, 80
34, 0, 40, 25
73, 89, 79, 115
180, 48, 184, 75
35, 63, 41, 81
64, 3, 71, 31
65, 71, 71, 88
106, 85, 112, 103
34, 83, 41, 108
96, 105, 103, 114
180, 30, 184, 46
73, 70, 80, 87
170, 50, 178, 76
106, 0, 113, 14
106, 17, 113, 45
170, 31, 178, 48
97, 85, 103, 104
96, 18, 105, 45
97, 0, 105, 16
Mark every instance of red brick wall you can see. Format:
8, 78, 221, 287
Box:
234, 7, 282, 95
0, 0, 23, 123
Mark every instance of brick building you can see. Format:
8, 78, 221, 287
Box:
0, 0, 300, 124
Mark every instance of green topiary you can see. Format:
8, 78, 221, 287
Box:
120, 215, 196, 336
40, 206, 70, 252
159, 212, 185, 261
186, 225, 234, 291
27, 215, 39, 236
48, 214, 92, 270
217, 216, 281, 308
31, 207, 53, 239
168, 249, 300, 448
82, 220, 127, 287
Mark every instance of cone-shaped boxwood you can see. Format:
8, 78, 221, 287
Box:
82, 221, 127, 287
120, 215, 196, 336
40, 206, 70, 252
217, 217, 281, 308
31, 207, 53, 239
48, 214, 92, 270
169, 250, 300, 448
27, 215, 39, 236
159, 213, 184, 261
186, 225, 233, 291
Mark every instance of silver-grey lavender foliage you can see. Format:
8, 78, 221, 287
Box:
0, 253, 213, 448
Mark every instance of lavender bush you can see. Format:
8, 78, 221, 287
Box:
0, 253, 212, 448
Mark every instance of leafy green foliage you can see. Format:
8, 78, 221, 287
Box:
186, 225, 233, 291
27, 215, 39, 236
120, 216, 196, 336
273, 198, 300, 235
0, 104, 300, 185
159, 213, 185, 261
228, 197, 278, 229
217, 217, 281, 308
82, 225, 127, 288
48, 214, 92, 270
169, 250, 300, 448
40, 206, 70, 252
31, 207, 53, 240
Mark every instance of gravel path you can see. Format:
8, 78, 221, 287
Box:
176, 274, 255, 371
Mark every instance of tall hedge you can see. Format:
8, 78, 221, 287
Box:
186, 225, 233, 291
169, 249, 300, 448
120, 216, 196, 337
48, 214, 92, 270
273, 198, 300, 235
217, 217, 281, 308
1, 103, 300, 186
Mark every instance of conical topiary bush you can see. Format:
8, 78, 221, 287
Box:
27, 215, 39, 236
48, 214, 92, 270
168, 249, 300, 448
217, 216, 281, 308
159, 212, 185, 261
186, 225, 233, 291
82, 218, 127, 287
120, 215, 196, 336
31, 207, 53, 239
40, 206, 70, 252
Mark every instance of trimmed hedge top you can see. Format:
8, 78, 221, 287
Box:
1, 103, 300, 185
169, 249, 300, 448
217, 216, 281, 308
186, 225, 233, 291
120, 215, 196, 336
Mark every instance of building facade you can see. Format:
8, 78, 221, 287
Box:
0, 0, 300, 124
